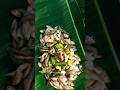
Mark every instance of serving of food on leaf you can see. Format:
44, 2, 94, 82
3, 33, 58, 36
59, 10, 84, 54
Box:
38, 26, 82, 90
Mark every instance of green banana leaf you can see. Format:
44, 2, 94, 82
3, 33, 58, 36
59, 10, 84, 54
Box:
35, 0, 85, 90
68, 0, 85, 47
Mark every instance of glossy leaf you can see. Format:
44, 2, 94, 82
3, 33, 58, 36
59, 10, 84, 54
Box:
35, 0, 85, 90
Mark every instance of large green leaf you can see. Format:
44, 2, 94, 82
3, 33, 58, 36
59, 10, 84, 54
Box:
35, 0, 85, 90
68, 0, 85, 50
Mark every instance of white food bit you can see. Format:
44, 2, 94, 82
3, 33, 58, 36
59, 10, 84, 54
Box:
69, 75, 76, 81
54, 26, 58, 30
45, 25, 55, 34
71, 41, 75, 45
61, 71, 66, 75
51, 77, 58, 81
59, 76, 67, 85
50, 81, 63, 90
40, 30, 44, 33
63, 33, 69, 39
74, 66, 80, 72
64, 39, 72, 45
38, 62, 42, 68
46, 25, 54, 31
50, 48, 55, 54
54, 30, 61, 40
44, 35, 50, 42
41, 53, 48, 62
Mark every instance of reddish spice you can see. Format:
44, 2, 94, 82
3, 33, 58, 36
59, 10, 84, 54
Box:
53, 52, 62, 62
56, 55, 62, 62
46, 79, 52, 87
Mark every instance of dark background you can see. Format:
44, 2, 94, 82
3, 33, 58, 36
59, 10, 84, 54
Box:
0, 0, 27, 89
86, 0, 120, 89
98, 0, 120, 60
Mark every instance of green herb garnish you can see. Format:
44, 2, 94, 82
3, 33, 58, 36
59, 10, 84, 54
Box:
50, 56, 57, 65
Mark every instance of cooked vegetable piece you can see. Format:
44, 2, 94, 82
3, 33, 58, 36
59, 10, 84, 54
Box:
50, 56, 57, 65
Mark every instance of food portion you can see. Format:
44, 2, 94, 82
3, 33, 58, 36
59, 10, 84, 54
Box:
38, 26, 82, 90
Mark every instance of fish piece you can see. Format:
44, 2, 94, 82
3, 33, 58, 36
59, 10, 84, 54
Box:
23, 67, 34, 90
11, 9, 24, 17
10, 63, 29, 85
22, 22, 33, 40
11, 19, 18, 42
7, 86, 16, 90
85, 36, 95, 45
95, 67, 110, 83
